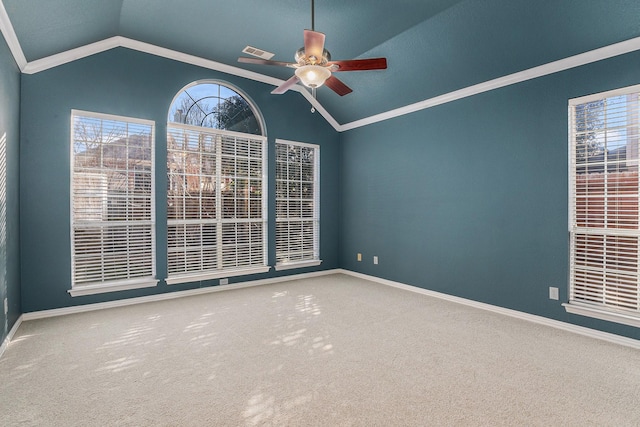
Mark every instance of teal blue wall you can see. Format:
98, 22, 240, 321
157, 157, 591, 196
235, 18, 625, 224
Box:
15, 42, 640, 340
19, 47, 340, 312
0, 33, 21, 342
340, 50, 640, 340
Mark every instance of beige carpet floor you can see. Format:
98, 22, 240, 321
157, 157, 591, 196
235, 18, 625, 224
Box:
1, 273, 640, 426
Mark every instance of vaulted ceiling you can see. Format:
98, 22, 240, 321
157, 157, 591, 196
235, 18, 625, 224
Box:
2, 0, 640, 129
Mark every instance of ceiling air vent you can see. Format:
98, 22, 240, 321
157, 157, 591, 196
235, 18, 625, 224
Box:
242, 46, 274, 60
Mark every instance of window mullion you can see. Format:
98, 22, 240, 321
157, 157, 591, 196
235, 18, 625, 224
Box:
216, 134, 223, 270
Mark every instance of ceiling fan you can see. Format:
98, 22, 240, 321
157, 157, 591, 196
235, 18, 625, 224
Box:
237, 0, 387, 97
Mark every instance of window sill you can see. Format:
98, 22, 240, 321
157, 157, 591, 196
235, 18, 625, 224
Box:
69, 278, 159, 297
166, 266, 271, 285
563, 302, 640, 328
274, 260, 322, 271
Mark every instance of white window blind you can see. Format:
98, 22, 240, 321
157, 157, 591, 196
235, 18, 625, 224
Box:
568, 85, 640, 325
70, 110, 156, 295
275, 139, 320, 269
167, 125, 268, 283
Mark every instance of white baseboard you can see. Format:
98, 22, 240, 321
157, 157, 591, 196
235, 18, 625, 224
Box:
337, 269, 640, 350
12, 268, 640, 353
22, 269, 341, 321
0, 314, 23, 359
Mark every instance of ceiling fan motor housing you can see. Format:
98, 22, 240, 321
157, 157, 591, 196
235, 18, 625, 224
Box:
295, 47, 331, 66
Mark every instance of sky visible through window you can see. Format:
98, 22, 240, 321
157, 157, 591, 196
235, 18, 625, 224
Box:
168, 84, 236, 123
167, 82, 261, 135
592, 95, 634, 152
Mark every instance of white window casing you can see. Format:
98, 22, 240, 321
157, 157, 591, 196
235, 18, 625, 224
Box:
275, 139, 321, 270
70, 110, 158, 296
166, 124, 269, 284
566, 84, 640, 327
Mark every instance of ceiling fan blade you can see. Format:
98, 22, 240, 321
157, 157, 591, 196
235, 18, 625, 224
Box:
271, 75, 300, 94
238, 57, 296, 68
324, 75, 353, 96
327, 58, 388, 72
304, 29, 325, 63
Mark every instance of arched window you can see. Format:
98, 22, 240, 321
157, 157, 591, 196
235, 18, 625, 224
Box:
166, 81, 268, 284
168, 82, 263, 135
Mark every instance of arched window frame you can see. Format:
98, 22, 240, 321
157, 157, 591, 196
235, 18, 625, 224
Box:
166, 81, 269, 284
167, 80, 266, 136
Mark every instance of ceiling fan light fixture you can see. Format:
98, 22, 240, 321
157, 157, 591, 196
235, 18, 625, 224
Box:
295, 65, 331, 88
237, 0, 386, 97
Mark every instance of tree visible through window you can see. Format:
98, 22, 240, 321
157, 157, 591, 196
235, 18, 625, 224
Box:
167, 82, 262, 135
70, 110, 157, 294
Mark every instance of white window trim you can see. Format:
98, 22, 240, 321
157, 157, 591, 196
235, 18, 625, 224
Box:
568, 83, 640, 107
274, 260, 322, 271
68, 278, 159, 297
563, 302, 640, 328
165, 266, 271, 285
275, 139, 321, 269
69, 110, 157, 296
166, 124, 268, 280
566, 84, 640, 327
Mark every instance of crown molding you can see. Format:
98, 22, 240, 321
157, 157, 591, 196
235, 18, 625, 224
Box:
338, 36, 640, 132
20, 35, 343, 129
0, 0, 27, 70
7, 16, 640, 134
22, 36, 121, 74
118, 38, 340, 129
23, 36, 283, 87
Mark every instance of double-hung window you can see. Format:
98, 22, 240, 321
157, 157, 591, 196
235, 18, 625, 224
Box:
166, 82, 268, 284
567, 85, 640, 327
275, 139, 321, 270
70, 110, 157, 296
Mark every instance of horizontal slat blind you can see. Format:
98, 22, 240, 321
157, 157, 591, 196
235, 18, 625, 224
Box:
167, 125, 267, 278
275, 140, 319, 265
569, 88, 640, 314
71, 111, 155, 287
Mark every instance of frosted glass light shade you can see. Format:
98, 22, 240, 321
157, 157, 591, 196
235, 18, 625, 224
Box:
295, 65, 331, 88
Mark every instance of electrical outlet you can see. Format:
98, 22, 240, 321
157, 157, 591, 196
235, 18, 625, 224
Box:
373, 256, 379, 265
357, 253, 362, 262
220, 278, 229, 285
549, 287, 559, 300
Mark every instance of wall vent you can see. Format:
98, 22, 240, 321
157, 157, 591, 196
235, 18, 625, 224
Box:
242, 46, 275, 60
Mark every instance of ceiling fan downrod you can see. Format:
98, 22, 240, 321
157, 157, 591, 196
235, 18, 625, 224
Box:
311, 0, 315, 31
